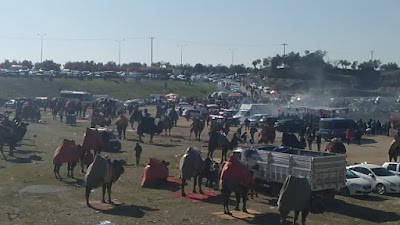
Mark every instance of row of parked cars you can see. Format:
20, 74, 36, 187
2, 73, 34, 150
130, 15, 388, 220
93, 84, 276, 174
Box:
344, 162, 400, 196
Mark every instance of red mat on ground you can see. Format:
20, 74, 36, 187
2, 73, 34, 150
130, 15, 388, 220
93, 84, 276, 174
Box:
168, 176, 218, 203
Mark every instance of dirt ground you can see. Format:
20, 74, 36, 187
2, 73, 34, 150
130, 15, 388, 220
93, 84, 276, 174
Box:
0, 106, 399, 225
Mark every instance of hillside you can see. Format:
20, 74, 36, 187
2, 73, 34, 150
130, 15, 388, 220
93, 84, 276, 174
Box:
0, 77, 217, 100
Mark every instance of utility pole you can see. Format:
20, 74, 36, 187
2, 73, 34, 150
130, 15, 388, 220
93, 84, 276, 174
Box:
228, 48, 235, 65
370, 50, 374, 61
149, 37, 155, 66
116, 39, 125, 66
37, 33, 46, 63
281, 43, 288, 67
178, 44, 187, 66
281, 43, 288, 56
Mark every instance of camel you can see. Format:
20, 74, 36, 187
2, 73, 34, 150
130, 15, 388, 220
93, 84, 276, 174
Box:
115, 114, 128, 139
53, 139, 80, 179
90, 112, 112, 128
179, 147, 206, 197
189, 118, 206, 141
207, 131, 240, 163
278, 176, 325, 225
220, 156, 254, 215
137, 117, 163, 143
325, 138, 347, 154
388, 136, 400, 162
160, 115, 174, 136
129, 109, 143, 130
83, 128, 105, 155
84, 155, 124, 206
0, 122, 29, 159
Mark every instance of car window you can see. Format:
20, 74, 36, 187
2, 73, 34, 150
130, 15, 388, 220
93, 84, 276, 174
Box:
387, 164, 398, 172
351, 167, 370, 175
371, 168, 394, 176
345, 169, 359, 179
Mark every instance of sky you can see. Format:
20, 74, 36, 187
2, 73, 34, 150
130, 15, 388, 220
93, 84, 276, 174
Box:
0, 0, 399, 67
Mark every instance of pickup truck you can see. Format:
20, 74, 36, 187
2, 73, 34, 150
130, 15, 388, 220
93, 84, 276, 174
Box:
382, 162, 400, 175
232, 145, 347, 198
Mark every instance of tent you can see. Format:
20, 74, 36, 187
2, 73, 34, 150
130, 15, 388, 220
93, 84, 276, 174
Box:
165, 93, 178, 99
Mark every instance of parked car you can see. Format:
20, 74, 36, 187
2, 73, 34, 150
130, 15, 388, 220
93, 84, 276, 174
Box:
97, 128, 122, 152
348, 163, 400, 195
382, 162, 400, 175
3, 99, 16, 108
319, 118, 356, 141
274, 119, 304, 133
259, 116, 279, 127
248, 114, 270, 127
339, 168, 372, 196
183, 109, 201, 118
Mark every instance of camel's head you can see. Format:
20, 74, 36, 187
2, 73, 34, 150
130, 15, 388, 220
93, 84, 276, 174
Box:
112, 159, 125, 182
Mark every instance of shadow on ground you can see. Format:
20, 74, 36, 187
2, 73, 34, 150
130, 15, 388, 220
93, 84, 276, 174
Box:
96, 204, 159, 218
6, 155, 43, 163
326, 198, 400, 223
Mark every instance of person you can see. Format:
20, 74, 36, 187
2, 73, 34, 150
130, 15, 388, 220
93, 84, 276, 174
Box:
250, 126, 258, 144
52, 108, 57, 120
237, 126, 242, 136
77, 145, 85, 173
244, 118, 250, 131
83, 104, 88, 118
345, 129, 352, 145
134, 143, 142, 166
306, 131, 314, 150
315, 132, 322, 151
59, 109, 64, 122
299, 136, 307, 149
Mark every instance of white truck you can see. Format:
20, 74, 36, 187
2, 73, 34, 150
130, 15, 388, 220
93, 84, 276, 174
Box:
232, 146, 346, 198
233, 104, 278, 123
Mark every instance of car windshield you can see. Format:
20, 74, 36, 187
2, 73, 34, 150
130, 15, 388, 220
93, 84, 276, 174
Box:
346, 169, 359, 179
250, 115, 261, 120
371, 168, 394, 176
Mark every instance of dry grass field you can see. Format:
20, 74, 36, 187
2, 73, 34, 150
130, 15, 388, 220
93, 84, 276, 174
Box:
0, 106, 399, 225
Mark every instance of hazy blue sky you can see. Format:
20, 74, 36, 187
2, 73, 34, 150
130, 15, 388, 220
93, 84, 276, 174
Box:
0, 0, 398, 66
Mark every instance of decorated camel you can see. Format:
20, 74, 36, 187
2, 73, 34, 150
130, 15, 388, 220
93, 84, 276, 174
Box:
53, 139, 80, 179
219, 155, 254, 215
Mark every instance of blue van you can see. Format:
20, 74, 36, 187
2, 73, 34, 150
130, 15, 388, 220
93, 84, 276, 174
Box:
319, 118, 356, 140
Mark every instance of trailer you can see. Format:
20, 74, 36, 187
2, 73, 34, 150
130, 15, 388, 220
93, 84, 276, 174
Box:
232, 145, 346, 198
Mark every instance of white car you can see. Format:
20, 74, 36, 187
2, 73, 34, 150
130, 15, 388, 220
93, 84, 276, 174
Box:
248, 114, 269, 127
340, 168, 372, 196
348, 163, 400, 195
382, 162, 400, 176
183, 109, 201, 118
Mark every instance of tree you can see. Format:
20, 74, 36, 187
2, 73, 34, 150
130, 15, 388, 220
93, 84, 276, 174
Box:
351, 61, 358, 70
229, 64, 247, 74
256, 59, 261, 69
262, 57, 271, 68
193, 63, 205, 73
34, 60, 61, 71
339, 60, 351, 69
252, 60, 258, 69
371, 59, 381, 70
0, 60, 11, 69
357, 61, 374, 70
271, 54, 283, 70
380, 62, 399, 71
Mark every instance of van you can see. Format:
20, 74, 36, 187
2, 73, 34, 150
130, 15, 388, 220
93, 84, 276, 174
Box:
319, 118, 356, 140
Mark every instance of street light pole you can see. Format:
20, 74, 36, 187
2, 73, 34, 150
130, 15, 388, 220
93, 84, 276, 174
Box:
228, 48, 235, 65
149, 37, 155, 66
178, 44, 187, 66
116, 39, 125, 66
37, 34, 46, 63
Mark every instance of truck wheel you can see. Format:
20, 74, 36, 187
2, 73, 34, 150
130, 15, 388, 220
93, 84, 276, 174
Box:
340, 187, 350, 197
